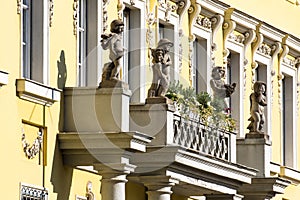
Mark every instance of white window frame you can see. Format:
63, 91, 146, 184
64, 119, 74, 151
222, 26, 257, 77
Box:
158, 7, 179, 82
254, 52, 272, 137
281, 63, 297, 169
192, 23, 212, 94
120, 0, 146, 103
20, 0, 49, 84
76, 0, 101, 87
20, 182, 48, 200
75, 195, 87, 200
227, 40, 245, 136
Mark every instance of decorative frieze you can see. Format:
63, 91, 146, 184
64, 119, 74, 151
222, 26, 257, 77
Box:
49, 0, 54, 27
283, 57, 295, 66
196, 16, 212, 29
73, 0, 79, 35
22, 127, 43, 159
257, 43, 272, 56
103, 0, 110, 33
228, 32, 245, 44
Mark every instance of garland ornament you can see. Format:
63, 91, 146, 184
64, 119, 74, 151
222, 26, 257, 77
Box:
22, 128, 43, 159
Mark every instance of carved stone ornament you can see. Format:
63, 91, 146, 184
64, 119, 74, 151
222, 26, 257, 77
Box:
177, 0, 190, 27
228, 32, 245, 44
247, 81, 267, 134
22, 128, 43, 159
103, 0, 110, 33
251, 23, 263, 89
196, 16, 212, 29
278, 36, 289, 108
158, 0, 177, 22
117, 0, 125, 20
146, 6, 156, 60
17, 0, 21, 14
99, 19, 126, 88
270, 42, 281, 105
86, 181, 95, 200
296, 57, 300, 115
210, 14, 224, 66
257, 43, 272, 56
49, 0, 54, 27
148, 38, 173, 97
73, 0, 79, 35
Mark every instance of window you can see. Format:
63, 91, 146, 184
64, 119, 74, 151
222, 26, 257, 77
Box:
281, 64, 297, 168
20, 183, 48, 200
192, 37, 209, 94
77, 0, 100, 86
77, 0, 87, 86
21, 0, 49, 84
120, 2, 146, 103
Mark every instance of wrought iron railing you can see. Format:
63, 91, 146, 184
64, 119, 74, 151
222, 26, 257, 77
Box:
173, 113, 231, 161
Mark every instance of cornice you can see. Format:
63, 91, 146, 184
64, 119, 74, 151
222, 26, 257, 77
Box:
199, 0, 230, 17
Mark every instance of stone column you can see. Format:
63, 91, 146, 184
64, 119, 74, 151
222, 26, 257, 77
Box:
206, 194, 244, 200
140, 176, 178, 200
237, 134, 271, 177
95, 163, 135, 200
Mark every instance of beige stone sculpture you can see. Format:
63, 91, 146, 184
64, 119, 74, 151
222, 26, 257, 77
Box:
247, 81, 267, 133
100, 19, 125, 84
210, 66, 236, 109
147, 38, 173, 97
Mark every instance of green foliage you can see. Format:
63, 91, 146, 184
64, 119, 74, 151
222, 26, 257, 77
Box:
166, 81, 236, 132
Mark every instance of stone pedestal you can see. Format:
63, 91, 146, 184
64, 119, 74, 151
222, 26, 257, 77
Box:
130, 99, 175, 145
64, 87, 131, 132
206, 194, 244, 200
237, 133, 271, 177
141, 176, 178, 200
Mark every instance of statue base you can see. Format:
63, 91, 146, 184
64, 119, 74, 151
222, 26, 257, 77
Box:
246, 132, 269, 141
146, 96, 173, 104
99, 79, 129, 90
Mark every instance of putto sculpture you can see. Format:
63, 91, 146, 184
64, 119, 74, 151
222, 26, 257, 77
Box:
247, 81, 267, 133
148, 38, 173, 97
99, 19, 125, 87
210, 66, 236, 109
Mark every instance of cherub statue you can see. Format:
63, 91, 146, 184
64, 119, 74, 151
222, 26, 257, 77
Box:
147, 38, 173, 97
247, 81, 267, 133
100, 19, 125, 81
210, 66, 236, 109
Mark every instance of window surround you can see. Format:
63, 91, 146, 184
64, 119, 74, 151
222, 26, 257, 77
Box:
121, 0, 146, 103
20, 0, 50, 85
227, 40, 245, 136
191, 19, 212, 93
280, 63, 297, 169
16, 79, 61, 106
158, 4, 179, 82
0, 70, 8, 86
20, 182, 48, 200
75, 195, 87, 200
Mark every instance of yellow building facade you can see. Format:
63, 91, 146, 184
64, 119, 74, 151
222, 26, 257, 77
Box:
0, 0, 300, 199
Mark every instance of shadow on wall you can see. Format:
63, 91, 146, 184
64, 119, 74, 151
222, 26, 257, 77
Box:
51, 140, 73, 200
57, 50, 67, 90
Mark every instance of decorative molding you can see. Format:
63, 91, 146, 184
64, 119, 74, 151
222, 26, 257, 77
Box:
177, 0, 191, 28
49, 0, 54, 27
196, 16, 212, 29
278, 35, 289, 108
283, 57, 295, 66
22, 128, 43, 159
223, 8, 236, 68
296, 57, 300, 115
73, 0, 79, 35
130, 0, 136, 6
242, 29, 256, 98
146, 3, 156, 61
17, 0, 21, 14
165, 2, 178, 22
188, 0, 201, 82
257, 43, 272, 56
228, 32, 245, 44
270, 42, 282, 106
211, 14, 224, 66
16, 79, 61, 106
103, 0, 110, 33
86, 181, 95, 200
117, 0, 125, 20
178, 30, 183, 72
251, 23, 263, 89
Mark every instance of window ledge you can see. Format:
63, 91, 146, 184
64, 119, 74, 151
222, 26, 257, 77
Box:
280, 166, 300, 185
0, 70, 9, 86
16, 79, 61, 106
